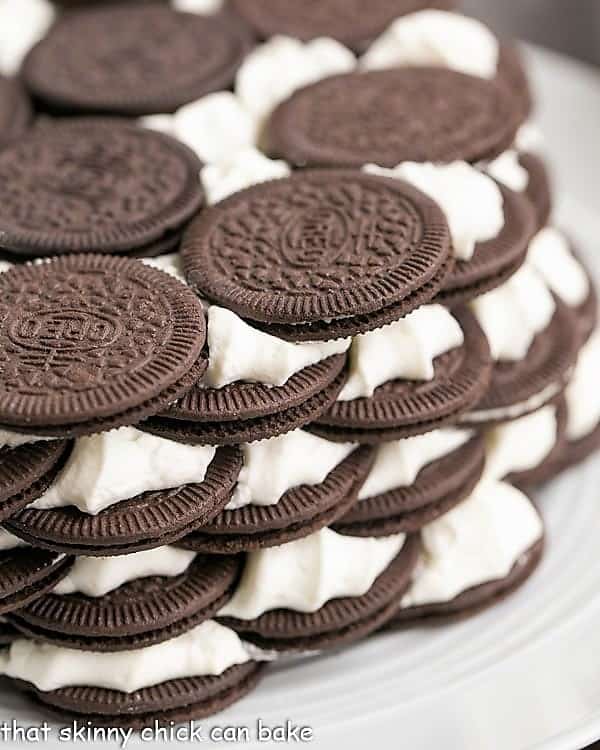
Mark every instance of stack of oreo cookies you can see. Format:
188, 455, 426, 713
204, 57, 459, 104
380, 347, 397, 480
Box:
0, 0, 597, 729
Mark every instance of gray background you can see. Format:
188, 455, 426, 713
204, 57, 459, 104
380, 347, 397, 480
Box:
463, 0, 600, 66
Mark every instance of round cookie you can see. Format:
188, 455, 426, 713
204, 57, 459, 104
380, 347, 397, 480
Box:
219, 534, 419, 652
496, 43, 533, 121
22, 5, 252, 116
438, 183, 536, 306
177, 445, 375, 554
0, 76, 32, 150
4, 446, 242, 556
0, 546, 73, 616
334, 433, 485, 536
0, 120, 204, 258
0, 255, 206, 437
386, 537, 543, 626
311, 308, 492, 443
266, 67, 523, 169
10, 662, 264, 730
143, 357, 347, 446
182, 169, 452, 337
228, 0, 457, 50
519, 151, 552, 232
8, 553, 242, 651
462, 300, 579, 426
0, 440, 70, 522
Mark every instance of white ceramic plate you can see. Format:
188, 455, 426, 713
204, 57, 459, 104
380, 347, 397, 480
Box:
1, 46, 600, 750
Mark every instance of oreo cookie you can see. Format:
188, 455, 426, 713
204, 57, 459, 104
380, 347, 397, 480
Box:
22, 5, 252, 116
229, 0, 457, 50
388, 538, 543, 626
143, 359, 347, 446
311, 308, 492, 443
5, 445, 242, 556
438, 183, 536, 306
0, 440, 70, 522
266, 68, 523, 169
182, 169, 452, 339
0, 542, 73, 616
0, 255, 206, 437
334, 433, 485, 536
0, 120, 204, 258
177, 444, 374, 554
219, 533, 420, 652
464, 299, 579, 426
8, 552, 242, 651
0, 76, 31, 150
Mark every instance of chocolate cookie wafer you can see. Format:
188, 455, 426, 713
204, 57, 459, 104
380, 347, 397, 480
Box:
178, 441, 375, 554
0, 120, 203, 258
218, 529, 419, 652
0, 255, 206, 437
266, 68, 523, 169
22, 5, 252, 116
0, 439, 69, 522
519, 152, 552, 232
8, 550, 243, 651
0, 76, 31, 149
1, 622, 265, 729
311, 308, 492, 443
228, 0, 457, 50
182, 169, 452, 340
333, 432, 485, 536
0, 531, 73, 616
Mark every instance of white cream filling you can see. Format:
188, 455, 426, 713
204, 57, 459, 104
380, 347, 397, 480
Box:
484, 150, 529, 192
339, 305, 464, 401
143, 92, 258, 165
364, 161, 504, 261
359, 428, 472, 500
0, 0, 54, 75
361, 10, 499, 79
235, 35, 355, 126
471, 265, 556, 362
483, 405, 557, 480
201, 147, 291, 204
31, 427, 216, 515
142, 253, 186, 282
401, 480, 543, 607
0, 528, 28, 552
0, 260, 13, 273
227, 429, 356, 510
0, 428, 52, 450
515, 122, 545, 154
565, 329, 600, 441
171, 0, 223, 15
0, 621, 252, 693
527, 227, 590, 308
462, 380, 565, 424
220, 528, 404, 620
53, 546, 197, 598
205, 306, 350, 389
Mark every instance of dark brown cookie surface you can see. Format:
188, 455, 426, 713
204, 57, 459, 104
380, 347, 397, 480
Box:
13, 662, 264, 729
312, 308, 492, 443
0, 255, 206, 432
182, 170, 451, 330
519, 152, 552, 232
463, 300, 578, 425
0, 546, 73, 615
23, 5, 251, 116
0, 76, 32, 149
5, 446, 242, 556
439, 183, 536, 305
334, 433, 485, 535
0, 440, 69, 522
178, 445, 375, 554
8, 553, 242, 651
0, 120, 203, 257
229, 0, 457, 49
220, 534, 419, 652
266, 68, 522, 169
